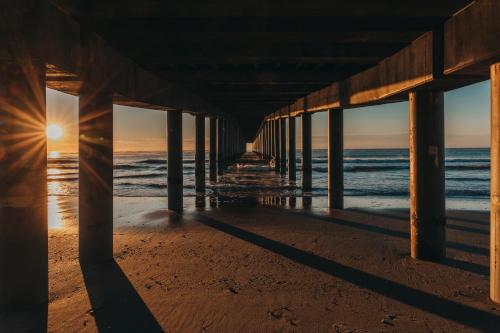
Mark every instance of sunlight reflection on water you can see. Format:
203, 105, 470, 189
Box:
48, 196, 63, 229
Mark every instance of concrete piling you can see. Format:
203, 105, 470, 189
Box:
217, 117, 224, 175
490, 63, 500, 303
302, 112, 312, 191
328, 109, 344, 209
79, 89, 114, 263
0, 61, 48, 310
195, 114, 206, 207
288, 116, 296, 181
280, 118, 286, 174
274, 119, 281, 172
167, 110, 183, 213
409, 90, 445, 260
209, 117, 217, 181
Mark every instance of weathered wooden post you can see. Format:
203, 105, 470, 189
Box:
491, 63, 500, 303
167, 110, 183, 213
409, 90, 445, 260
0, 54, 48, 310
195, 114, 205, 207
328, 109, 344, 209
280, 118, 287, 174
288, 116, 296, 181
209, 117, 217, 181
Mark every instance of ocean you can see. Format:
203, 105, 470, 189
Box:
47, 148, 490, 211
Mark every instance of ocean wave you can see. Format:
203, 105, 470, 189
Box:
137, 159, 166, 165
114, 173, 165, 179
344, 158, 409, 164
153, 165, 195, 171
344, 165, 408, 172
136, 158, 197, 164
302, 164, 491, 173
446, 177, 489, 182
48, 176, 79, 182
47, 165, 78, 170
446, 165, 489, 170
446, 158, 490, 163
118, 182, 167, 189
47, 158, 78, 164
343, 188, 488, 198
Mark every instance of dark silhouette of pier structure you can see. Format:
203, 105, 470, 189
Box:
1, 0, 500, 328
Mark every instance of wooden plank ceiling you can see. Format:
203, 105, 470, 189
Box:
51, 0, 474, 139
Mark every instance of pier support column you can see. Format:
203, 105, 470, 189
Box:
409, 90, 445, 260
195, 114, 205, 207
262, 124, 266, 159
79, 89, 113, 263
224, 119, 229, 168
328, 109, 344, 209
491, 63, 500, 303
280, 118, 287, 174
288, 116, 296, 181
270, 120, 274, 163
217, 117, 224, 175
274, 119, 281, 172
302, 113, 312, 191
0, 61, 48, 310
167, 110, 183, 213
268, 121, 273, 162
209, 117, 217, 181
265, 121, 270, 161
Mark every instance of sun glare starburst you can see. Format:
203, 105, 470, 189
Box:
47, 124, 63, 140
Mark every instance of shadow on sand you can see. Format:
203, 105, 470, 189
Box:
296, 210, 489, 256
81, 260, 164, 333
0, 304, 47, 333
191, 213, 500, 332
294, 210, 490, 275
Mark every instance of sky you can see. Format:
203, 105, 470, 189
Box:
46, 80, 490, 153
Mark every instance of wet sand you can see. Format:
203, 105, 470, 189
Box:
2, 153, 500, 332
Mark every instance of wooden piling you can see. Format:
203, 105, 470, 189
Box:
167, 110, 183, 213
409, 90, 445, 260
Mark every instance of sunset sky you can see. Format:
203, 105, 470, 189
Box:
46, 80, 490, 153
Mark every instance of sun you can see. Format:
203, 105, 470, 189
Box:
47, 124, 64, 140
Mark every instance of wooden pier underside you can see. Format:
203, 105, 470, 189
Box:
2, 0, 497, 138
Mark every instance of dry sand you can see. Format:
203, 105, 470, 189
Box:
1, 154, 500, 332
1, 197, 498, 332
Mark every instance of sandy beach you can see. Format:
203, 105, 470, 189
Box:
1, 190, 499, 332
